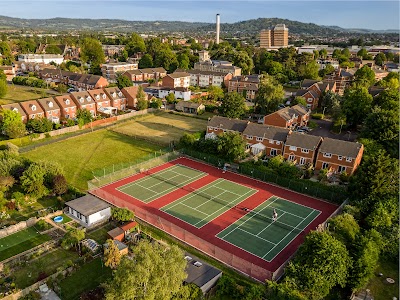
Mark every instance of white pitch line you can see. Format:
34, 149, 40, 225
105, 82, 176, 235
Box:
167, 202, 210, 217
256, 212, 286, 237
262, 209, 316, 259
194, 190, 230, 210
236, 227, 276, 245
268, 206, 305, 220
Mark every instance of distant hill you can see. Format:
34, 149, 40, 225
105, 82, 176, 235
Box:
0, 15, 397, 35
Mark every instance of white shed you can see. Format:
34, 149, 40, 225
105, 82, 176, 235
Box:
65, 195, 111, 227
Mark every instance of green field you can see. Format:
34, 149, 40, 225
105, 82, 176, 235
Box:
117, 164, 206, 203
161, 178, 257, 228
217, 196, 320, 261
366, 257, 399, 300
13, 248, 79, 289
86, 223, 115, 244
58, 258, 112, 300
0, 227, 51, 261
23, 129, 161, 190
111, 111, 207, 145
0, 84, 57, 105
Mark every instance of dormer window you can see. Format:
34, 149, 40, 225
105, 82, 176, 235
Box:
96, 95, 100, 100
118, 92, 122, 97
48, 102, 53, 108
346, 157, 352, 162
31, 105, 36, 111
112, 92, 117, 98
79, 97, 84, 103
65, 99, 70, 105
102, 94, 106, 99
86, 96, 91, 101
12, 108, 18, 112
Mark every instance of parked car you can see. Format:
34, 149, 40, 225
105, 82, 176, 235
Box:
67, 88, 76, 93
298, 126, 310, 132
296, 129, 306, 134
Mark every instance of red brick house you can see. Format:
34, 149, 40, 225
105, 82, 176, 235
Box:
36, 97, 61, 123
103, 87, 127, 110
242, 123, 289, 157
0, 103, 27, 123
296, 79, 337, 110
123, 67, 167, 82
54, 95, 78, 120
162, 72, 190, 88
263, 105, 310, 129
70, 91, 97, 116
324, 68, 356, 95
123, 69, 143, 82
121, 86, 139, 109
87, 89, 111, 112
315, 138, 364, 175
283, 133, 322, 166
228, 75, 261, 102
19, 100, 45, 121
205, 116, 249, 139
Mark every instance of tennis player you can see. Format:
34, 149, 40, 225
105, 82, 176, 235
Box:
272, 209, 278, 222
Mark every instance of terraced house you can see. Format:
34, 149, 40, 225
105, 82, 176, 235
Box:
283, 133, 322, 166
103, 87, 127, 110
70, 91, 97, 116
37, 97, 61, 123
87, 89, 112, 112
20, 100, 45, 121
0, 103, 27, 123
205, 116, 249, 139
54, 94, 77, 120
263, 105, 310, 129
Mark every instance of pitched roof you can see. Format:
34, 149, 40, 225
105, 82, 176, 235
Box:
243, 123, 289, 141
0, 103, 27, 117
87, 89, 111, 103
230, 74, 261, 83
151, 67, 167, 73
121, 86, 139, 99
318, 138, 363, 158
65, 194, 110, 216
107, 227, 124, 238
184, 252, 222, 289
301, 79, 319, 89
285, 132, 322, 150
271, 104, 309, 121
19, 100, 44, 115
124, 69, 142, 76
36, 97, 60, 111
54, 95, 76, 108
70, 91, 93, 105
186, 69, 231, 76
208, 116, 249, 133
103, 87, 125, 99
120, 221, 138, 231
168, 72, 190, 78
176, 101, 203, 110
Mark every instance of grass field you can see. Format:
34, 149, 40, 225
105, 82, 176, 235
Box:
13, 248, 79, 289
111, 112, 207, 145
117, 164, 206, 203
161, 178, 257, 228
58, 258, 112, 300
86, 223, 115, 244
366, 257, 399, 300
217, 196, 320, 261
0, 84, 57, 105
23, 129, 161, 190
0, 227, 51, 261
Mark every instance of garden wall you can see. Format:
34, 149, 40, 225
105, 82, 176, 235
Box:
0, 218, 36, 239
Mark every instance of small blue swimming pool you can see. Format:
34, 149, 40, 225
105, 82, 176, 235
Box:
53, 216, 63, 223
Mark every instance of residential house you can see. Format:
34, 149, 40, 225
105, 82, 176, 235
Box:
102, 44, 125, 58
15, 62, 56, 74
315, 138, 364, 175
295, 89, 319, 110
103, 87, 127, 110
123, 69, 143, 82
242, 123, 289, 156
296, 79, 336, 109
162, 72, 190, 88
19, 100, 45, 121
17, 54, 64, 65
194, 51, 241, 76
87, 89, 112, 113
228, 75, 261, 102
325, 68, 356, 95
70, 91, 97, 116
122, 67, 167, 82
54, 94, 78, 120
69, 73, 109, 91
186, 69, 232, 88
205, 116, 249, 139
0, 65, 15, 81
101, 62, 138, 83
121, 86, 139, 109
0, 103, 27, 123
157, 87, 191, 101
65, 194, 111, 228
175, 102, 205, 114
36, 97, 61, 123
283, 133, 322, 166
263, 105, 310, 129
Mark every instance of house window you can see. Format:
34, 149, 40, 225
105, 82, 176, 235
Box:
299, 157, 307, 165
246, 144, 251, 150
338, 166, 346, 173
288, 154, 295, 161
301, 149, 309, 153
289, 146, 297, 151
270, 149, 277, 156
256, 137, 263, 142
338, 155, 343, 160
31, 105, 36, 111
247, 135, 253, 140
307, 98, 313, 102
323, 153, 332, 158
269, 139, 273, 144
346, 157, 352, 162
322, 162, 329, 169
82, 215, 87, 223
65, 99, 70, 105
214, 128, 218, 131
276, 141, 281, 145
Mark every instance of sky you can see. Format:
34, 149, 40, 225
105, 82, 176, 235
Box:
0, 1, 399, 30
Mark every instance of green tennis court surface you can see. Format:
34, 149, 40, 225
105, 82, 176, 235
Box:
161, 178, 257, 228
217, 196, 320, 262
117, 164, 206, 203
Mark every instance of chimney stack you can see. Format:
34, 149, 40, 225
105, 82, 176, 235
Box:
216, 14, 220, 44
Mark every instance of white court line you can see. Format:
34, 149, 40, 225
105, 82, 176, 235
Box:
167, 202, 210, 217
236, 227, 277, 245
212, 185, 253, 198
136, 173, 183, 190
268, 206, 304, 220
220, 196, 279, 239
262, 209, 316, 259
256, 212, 286, 237
194, 189, 256, 227
194, 190, 230, 210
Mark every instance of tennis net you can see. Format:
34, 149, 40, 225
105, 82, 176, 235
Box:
247, 210, 303, 234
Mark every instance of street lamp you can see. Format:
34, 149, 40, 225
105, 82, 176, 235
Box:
322, 107, 327, 119
339, 119, 344, 134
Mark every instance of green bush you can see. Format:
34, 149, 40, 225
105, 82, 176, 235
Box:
311, 113, 324, 120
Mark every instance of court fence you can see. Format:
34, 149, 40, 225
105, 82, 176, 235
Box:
180, 148, 347, 204
88, 150, 179, 190
90, 187, 278, 282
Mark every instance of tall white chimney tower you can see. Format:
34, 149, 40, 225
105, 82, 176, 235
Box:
216, 14, 220, 44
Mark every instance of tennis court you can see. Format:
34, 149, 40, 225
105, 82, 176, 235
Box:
161, 178, 257, 228
116, 164, 206, 203
217, 196, 320, 261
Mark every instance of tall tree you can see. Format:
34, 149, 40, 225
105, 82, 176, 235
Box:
20, 163, 47, 198
373, 88, 399, 111
219, 92, 246, 119
154, 46, 178, 72
104, 239, 121, 269
80, 38, 105, 67
136, 86, 148, 110
45, 44, 62, 55
342, 85, 373, 126
126, 33, 146, 56
285, 231, 351, 300
255, 75, 284, 114
232, 51, 254, 75
354, 65, 375, 87
177, 53, 190, 70
61, 227, 85, 250
0, 109, 26, 138
298, 61, 320, 80
374, 52, 386, 66
217, 132, 246, 161
111, 207, 134, 223
116, 74, 133, 89
138, 54, 153, 69
104, 240, 187, 300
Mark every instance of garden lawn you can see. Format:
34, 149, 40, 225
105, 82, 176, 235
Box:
366, 257, 399, 300
86, 223, 115, 244
13, 248, 79, 289
58, 258, 112, 300
23, 129, 160, 190
111, 111, 207, 145
0, 84, 56, 105
0, 227, 51, 261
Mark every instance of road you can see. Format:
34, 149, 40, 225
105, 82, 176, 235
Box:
308, 119, 358, 142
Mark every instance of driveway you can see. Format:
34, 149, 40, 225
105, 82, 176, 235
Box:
308, 119, 358, 142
